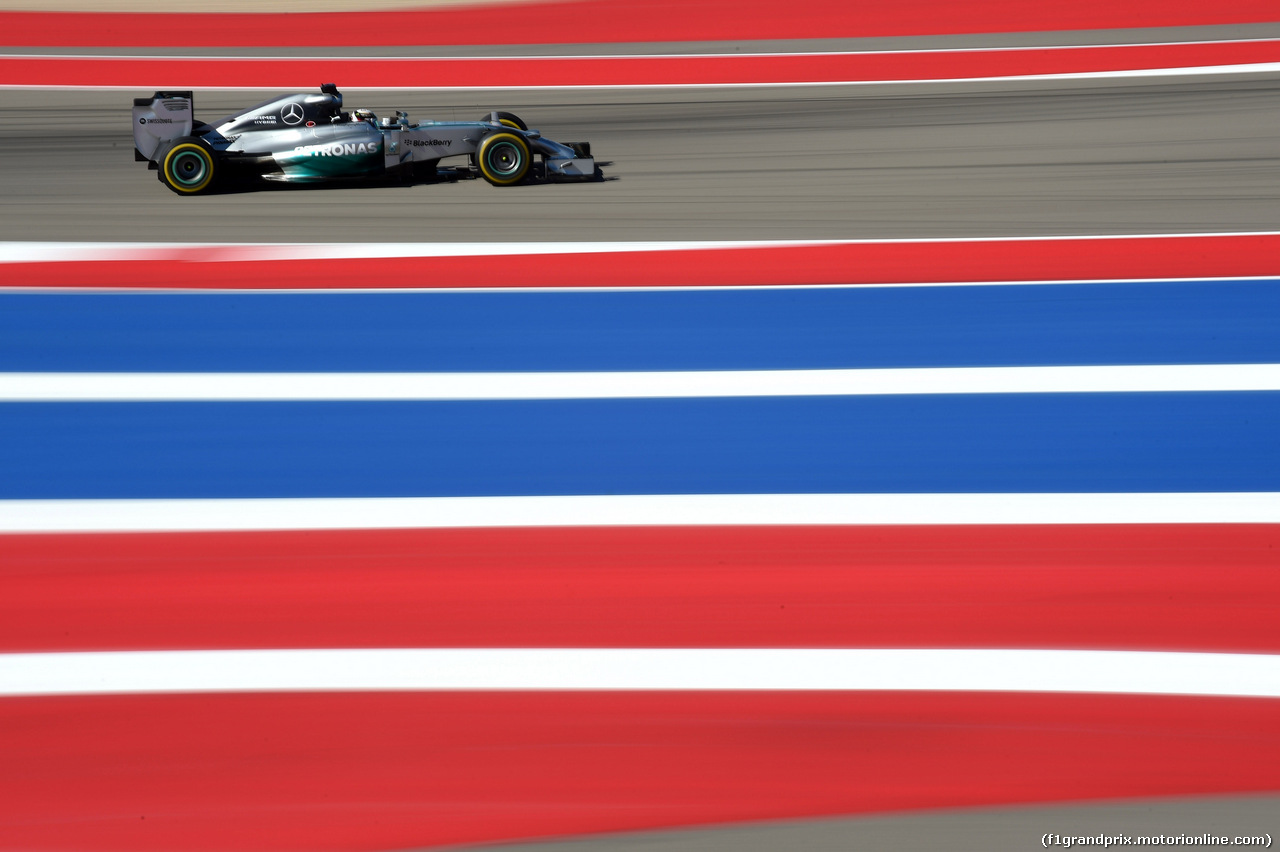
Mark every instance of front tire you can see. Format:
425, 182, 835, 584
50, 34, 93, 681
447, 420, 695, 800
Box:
476, 132, 531, 186
481, 111, 527, 131
159, 138, 217, 195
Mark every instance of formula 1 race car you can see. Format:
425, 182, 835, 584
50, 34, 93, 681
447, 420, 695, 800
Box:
133, 83, 597, 195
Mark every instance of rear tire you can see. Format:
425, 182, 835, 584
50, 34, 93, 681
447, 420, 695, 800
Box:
476, 132, 531, 186
159, 138, 217, 195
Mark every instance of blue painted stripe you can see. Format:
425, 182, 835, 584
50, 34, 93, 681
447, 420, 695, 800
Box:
2, 393, 1276, 498
2, 280, 1279, 372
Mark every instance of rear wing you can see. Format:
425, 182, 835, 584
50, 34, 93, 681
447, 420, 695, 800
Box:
133, 91, 194, 162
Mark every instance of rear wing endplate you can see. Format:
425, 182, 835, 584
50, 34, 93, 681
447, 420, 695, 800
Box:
132, 91, 194, 162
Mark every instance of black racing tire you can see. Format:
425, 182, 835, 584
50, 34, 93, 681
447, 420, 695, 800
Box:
480, 111, 528, 131
158, 137, 218, 195
476, 132, 531, 186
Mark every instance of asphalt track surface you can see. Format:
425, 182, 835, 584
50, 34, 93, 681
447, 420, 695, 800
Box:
3, 73, 1279, 243
450, 796, 1280, 852
5, 37, 1280, 852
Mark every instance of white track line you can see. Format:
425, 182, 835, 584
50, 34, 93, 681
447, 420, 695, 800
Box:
5, 233, 1280, 264
3, 493, 1278, 533
4, 365, 1280, 401
8, 64, 1279, 90
2, 648, 1277, 698
12, 279, 1279, 294
394, 63, 1280, 90
4, 40, 1279, 90
0, 239, 833, 263
8, 39, 1280, 60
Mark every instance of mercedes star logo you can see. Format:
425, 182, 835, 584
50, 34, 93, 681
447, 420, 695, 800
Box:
281, 102, 305, 125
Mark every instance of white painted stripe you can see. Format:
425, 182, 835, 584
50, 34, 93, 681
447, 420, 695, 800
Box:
1, 648, 1277, 698
2, 493, 1277, 533
6, 38, 1278, 60
4, 365, 1279, 401
7, 62, 1279, 91
11, 278, 1279, 295
3, 233, 1278, 264
326, 61, 1280, 90
0, 239, 827, 263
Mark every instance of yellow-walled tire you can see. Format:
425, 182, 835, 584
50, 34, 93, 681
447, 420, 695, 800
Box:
159, 139, 217, 195
476, 132, 531, 186
479, 111, 527, 131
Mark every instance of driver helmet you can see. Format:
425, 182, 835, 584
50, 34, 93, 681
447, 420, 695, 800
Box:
352, 109, 377, 124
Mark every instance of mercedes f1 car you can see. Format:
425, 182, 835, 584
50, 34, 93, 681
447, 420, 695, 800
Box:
133, 83, 596, 195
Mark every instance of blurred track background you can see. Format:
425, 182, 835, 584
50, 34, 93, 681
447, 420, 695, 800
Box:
2, 2, 1280, 851
2, 74, 1280, 241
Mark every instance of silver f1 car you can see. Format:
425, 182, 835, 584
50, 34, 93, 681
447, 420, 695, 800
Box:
133, 83, 596, 195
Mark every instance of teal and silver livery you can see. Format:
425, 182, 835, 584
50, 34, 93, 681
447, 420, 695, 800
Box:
132, 83, 598, 195
274, 138, 385, 181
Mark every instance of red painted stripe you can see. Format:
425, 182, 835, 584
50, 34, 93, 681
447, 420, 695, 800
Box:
6, 235, 1279, 290
2, 690, 1278, 851
3, 0, 1279, 48
4, 41, 1279, 88
5, 525, 1278, 654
